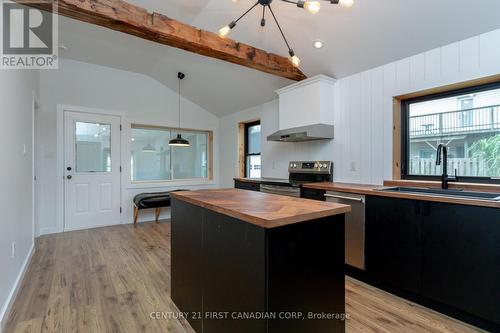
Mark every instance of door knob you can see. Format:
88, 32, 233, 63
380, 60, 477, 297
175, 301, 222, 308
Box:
67, 166, 72, 171
67, 175, 72, 179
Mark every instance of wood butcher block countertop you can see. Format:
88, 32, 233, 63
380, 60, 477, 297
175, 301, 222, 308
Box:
170, 189, 351, 229
303, 181, 500, 209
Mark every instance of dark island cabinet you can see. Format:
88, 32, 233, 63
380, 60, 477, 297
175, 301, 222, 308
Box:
422, 202, 500, 326
170, 199, 204, 332
203, 210, 267, 333
365, 196, 422, 294
171, 197, 346, 333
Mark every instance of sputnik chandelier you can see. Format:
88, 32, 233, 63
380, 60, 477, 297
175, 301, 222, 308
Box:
218, 0, 354, 68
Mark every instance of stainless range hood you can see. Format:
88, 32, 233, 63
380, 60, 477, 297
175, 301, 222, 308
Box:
267, 123, 334, 142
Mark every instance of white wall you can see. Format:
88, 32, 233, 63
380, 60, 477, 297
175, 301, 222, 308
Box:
38, 59, 219, 235
220, 28, 500, 187
0, 69, 38, 329
334, 28, 500, 185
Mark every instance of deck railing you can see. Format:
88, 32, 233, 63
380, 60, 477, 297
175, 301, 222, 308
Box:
409, 158, 487, 177
409, 105, 500, 138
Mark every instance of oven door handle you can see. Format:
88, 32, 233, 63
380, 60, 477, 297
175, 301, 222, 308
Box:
324, 193, 364, 203
260, 184, 299, 193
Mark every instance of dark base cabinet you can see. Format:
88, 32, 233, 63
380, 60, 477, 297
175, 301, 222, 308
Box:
234, 180, 260, 192
171, 198, 346, 333
422, 202, 500, 326
301, 188, 326, 201
365, 196, 422, 294
365, 195, 500, 331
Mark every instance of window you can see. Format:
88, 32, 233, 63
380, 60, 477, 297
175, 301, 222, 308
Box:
245, 121, 261, 178
75, 122, 111, 172
458, 96, 474, 127
131, 125, 211, 182
401, 82, 500, 182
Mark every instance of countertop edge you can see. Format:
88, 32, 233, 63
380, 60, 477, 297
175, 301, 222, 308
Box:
171, 190, 351, 228
302, 182, 500, 209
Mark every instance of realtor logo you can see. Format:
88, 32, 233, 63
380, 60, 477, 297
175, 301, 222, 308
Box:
1, 0, 58, 69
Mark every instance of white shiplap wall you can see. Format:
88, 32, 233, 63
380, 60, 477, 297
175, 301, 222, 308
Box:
333, 28, 500, 185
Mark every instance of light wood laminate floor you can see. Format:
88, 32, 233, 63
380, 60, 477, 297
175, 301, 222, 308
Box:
5, 222, 484, 333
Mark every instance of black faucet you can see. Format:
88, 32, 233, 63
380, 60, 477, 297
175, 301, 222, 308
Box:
435, 144, 458, 189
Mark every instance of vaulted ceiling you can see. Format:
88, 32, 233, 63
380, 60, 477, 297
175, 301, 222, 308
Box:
58, 0, 500, 116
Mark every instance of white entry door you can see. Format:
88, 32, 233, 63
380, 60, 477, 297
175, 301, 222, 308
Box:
64, 111, 121, 231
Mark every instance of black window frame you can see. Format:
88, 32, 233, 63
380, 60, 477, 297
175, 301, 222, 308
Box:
401, 80, 500, 184
244, 120, 261, 178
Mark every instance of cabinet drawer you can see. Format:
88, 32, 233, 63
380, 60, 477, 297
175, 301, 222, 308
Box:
301, 188, 326, 201
234, 180, 260, 192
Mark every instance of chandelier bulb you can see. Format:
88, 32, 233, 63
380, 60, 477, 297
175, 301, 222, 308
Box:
289, 50, 301, 68
218, 21, 236, 38
339, 0, 354, 8
304, 1, 321, 14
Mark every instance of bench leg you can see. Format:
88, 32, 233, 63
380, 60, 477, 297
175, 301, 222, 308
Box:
134, 206, 139, 225
155, 208, 161, 223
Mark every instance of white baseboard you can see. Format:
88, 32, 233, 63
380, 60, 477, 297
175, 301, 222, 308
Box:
0, 243, 35, 332
39, 227, 62, 236
62, 221, 122, 232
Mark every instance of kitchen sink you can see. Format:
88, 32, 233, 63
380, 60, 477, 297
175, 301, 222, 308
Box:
378, 187, 500, 201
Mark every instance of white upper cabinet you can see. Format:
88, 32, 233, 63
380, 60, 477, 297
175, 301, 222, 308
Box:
275, 75, 336, 130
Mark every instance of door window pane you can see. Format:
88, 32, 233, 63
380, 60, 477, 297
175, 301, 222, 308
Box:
406, 87, 500, 178
246, 155, 261, 178
75, 122, 111, 172
245, 121, 261, 178
131, 126, 210, 182
247, 124, 261, 154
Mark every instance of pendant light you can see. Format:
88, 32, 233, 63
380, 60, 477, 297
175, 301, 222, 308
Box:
169, 72, 190, 147
142, 143, 157, 153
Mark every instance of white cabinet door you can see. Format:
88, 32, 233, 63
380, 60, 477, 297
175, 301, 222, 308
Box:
64, 111, 121, 231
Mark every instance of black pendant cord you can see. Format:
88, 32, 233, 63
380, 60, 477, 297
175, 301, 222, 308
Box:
234, 2, 260, 24
268, 5, 293, 52
178, 77, 181, 128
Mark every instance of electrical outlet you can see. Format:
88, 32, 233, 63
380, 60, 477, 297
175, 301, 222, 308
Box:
350, 162, 357, 172
11, 242, 16, 258
23, 144, 27, 155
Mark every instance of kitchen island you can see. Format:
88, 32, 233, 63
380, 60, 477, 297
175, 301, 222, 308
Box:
170, 189, 350, 333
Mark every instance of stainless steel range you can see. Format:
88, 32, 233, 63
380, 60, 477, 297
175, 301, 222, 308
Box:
259, 161, 333, 197
257, 161, 365, 271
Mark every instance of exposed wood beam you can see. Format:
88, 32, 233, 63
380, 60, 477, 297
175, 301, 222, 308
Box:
19, 0, 306, 81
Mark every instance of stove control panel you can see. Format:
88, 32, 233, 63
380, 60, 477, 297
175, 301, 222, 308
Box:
288, 161, 333, 174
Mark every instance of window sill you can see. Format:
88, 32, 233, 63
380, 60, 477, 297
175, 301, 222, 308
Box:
127, 179, 217, 190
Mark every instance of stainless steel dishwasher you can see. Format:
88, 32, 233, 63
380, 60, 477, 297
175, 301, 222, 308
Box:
324, 191, 365, 270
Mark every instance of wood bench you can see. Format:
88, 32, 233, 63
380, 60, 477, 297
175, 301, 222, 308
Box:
133, 190, 187, 225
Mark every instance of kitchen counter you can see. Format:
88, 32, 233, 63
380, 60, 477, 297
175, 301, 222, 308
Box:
171, 188, 348, 333
233, 177, 292, 184
302, 181, 500, 208
171, 188, 351, 228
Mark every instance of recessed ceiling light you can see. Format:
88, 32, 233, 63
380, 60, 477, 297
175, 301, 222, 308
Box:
313, 40, 323, 49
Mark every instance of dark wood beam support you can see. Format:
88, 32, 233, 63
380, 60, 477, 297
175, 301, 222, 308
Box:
19, 0, 306, 81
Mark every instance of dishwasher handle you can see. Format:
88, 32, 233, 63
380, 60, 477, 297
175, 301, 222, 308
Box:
324, 193, 365, 203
